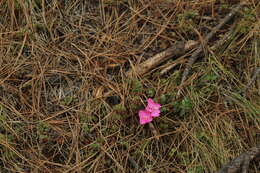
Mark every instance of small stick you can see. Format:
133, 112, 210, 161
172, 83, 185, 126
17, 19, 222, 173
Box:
177, 2, 245, 96
127, 40, 198, 77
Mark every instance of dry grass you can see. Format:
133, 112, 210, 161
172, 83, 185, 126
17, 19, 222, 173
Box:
0, 0, 259, 172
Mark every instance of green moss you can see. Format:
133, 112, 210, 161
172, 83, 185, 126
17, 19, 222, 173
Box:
146, 88, 156, 98
187, 166, 204, 173
159, 122, 169, 130
110, 112, 122, 121
131, 79, 143, 93
36, 122, 51, 139
82, 124, 91, 133
89, 143, 100, 150
113, 104, 126, 112
196, 131, 212, 146
160, 94, 167, 104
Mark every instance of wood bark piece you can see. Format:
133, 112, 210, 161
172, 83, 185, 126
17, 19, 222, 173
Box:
177, 2, 245, 96
126, 40, 198, 77
216, 145, 260, 173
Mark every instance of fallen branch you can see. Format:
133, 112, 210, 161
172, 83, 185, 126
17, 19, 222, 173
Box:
126, 40, 198, 77
177, 2, 246, 96
216, 145, 260, 173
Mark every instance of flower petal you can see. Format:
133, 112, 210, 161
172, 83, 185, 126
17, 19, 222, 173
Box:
139, 110, 153, 125
145, 106, 153, 112
147, 98, 161, 110
151, 109, 160, 117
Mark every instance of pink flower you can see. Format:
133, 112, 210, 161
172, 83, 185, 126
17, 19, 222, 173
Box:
139, 110, 153, 125
139, 98, 161, 125
146, 98, 161, 117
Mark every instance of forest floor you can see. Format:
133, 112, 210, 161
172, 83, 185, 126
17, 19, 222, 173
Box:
0, 0, 259, 173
